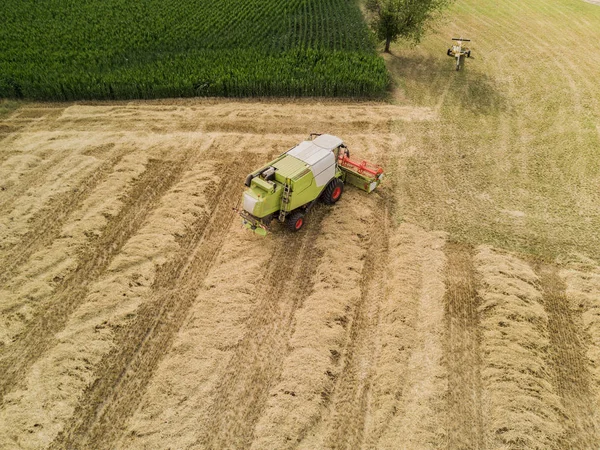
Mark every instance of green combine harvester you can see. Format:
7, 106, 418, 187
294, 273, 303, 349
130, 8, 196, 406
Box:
238, 133, 384, 235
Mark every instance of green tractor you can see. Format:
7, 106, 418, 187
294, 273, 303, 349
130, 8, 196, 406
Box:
238, 133, 384, 235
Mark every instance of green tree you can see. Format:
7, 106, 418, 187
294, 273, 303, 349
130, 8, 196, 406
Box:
366, 0, 454, 53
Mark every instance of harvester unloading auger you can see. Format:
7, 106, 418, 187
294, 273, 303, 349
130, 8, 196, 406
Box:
237, 134, 384, 235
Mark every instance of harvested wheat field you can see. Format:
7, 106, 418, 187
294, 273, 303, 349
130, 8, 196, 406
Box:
1, 0, 600, 449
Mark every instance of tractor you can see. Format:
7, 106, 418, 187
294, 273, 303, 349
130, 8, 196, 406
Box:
447, 37, 471, 71
237, 133, 384, 235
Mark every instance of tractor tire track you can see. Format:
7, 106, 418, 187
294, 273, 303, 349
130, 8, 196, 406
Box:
49, 155, 256, 450
197, 207, 327, 450
0, 153, 195, 403
535, 264, 598, 448
0, 144, 123, 286
443, 242, 484, 450
321, 199, 389, 449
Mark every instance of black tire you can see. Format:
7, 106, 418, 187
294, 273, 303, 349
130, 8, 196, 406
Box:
287, 211, 305, 232
467, 50, 471, 58
321, 178, 344, 205
447, 48, 452, 57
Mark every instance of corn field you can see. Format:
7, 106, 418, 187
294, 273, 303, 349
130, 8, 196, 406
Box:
0, 0, 389, 99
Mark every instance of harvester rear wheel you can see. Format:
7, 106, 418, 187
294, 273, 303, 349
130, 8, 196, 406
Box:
287, 211, 305, 232
322, 178, 344, 205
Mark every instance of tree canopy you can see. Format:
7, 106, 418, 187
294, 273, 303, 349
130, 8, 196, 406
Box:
366, 0, 454, 52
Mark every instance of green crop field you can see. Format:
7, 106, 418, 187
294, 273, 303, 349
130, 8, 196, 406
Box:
0, 0, 389, 100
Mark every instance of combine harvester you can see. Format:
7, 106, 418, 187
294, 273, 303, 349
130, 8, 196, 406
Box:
237, 134, 384, 235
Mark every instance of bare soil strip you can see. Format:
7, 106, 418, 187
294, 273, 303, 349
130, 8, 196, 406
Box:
196, 207, 327, 449
442, 242, 483, 449
0, 154, 193, 402
320, 198, 389, 450
50, 155, 255, 449
534, 264, 597, 448
475, 247, 564, 449
560, 267, 600, 443
0, 144, 124, 285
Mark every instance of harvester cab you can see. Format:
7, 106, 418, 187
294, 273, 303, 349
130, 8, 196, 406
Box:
237, 134, 384, 235
447, 37, 471, 71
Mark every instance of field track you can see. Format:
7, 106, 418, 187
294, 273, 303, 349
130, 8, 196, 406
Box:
2, 0, 600, 448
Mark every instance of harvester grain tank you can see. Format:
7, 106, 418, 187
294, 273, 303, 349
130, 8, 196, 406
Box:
238, 134, 384, 235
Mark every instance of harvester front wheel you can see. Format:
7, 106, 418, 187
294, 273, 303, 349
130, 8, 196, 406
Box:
322, 178, 344, 205
287, 211, 305, 232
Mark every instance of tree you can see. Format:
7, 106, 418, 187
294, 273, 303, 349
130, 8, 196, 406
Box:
366, 0, 454, 53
